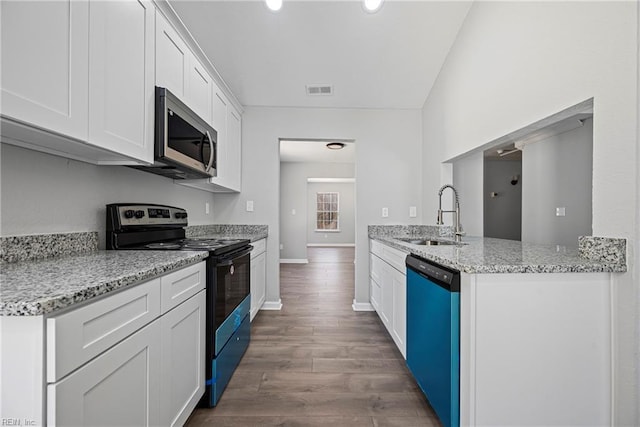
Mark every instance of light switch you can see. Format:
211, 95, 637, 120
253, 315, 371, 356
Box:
409, 206, 417, 218
246, 200, 254, 212
556, 207, 566, 217
291, 209, 296, 215
382, 207, 389, 218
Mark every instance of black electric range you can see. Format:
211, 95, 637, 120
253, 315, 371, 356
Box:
106, 203, 252, 407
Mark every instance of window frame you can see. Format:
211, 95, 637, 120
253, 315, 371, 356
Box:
315, 191, 340, 232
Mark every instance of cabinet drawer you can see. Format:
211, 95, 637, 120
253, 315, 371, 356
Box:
371, 240, 407, 273
250, 239, 266, 258
160, 262, 206, 314
47, 278, 161, 383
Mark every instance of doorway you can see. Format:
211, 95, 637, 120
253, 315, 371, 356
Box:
278, 139, 356, 263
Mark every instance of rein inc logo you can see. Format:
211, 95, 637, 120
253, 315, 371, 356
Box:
1, 420, 35, 426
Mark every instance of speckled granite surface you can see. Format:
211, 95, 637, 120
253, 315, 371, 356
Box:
369, 226, 627, 274
368, 225, 454, 238
578, 236, 626, 265
0, 251, 208, 316
0, 232, 98, 263
186, 224, 268, 242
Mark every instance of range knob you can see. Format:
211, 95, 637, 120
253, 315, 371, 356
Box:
135, 210, 145, 219
124, 210, 135, 219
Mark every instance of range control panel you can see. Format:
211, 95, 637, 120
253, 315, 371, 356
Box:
108, 204, 188, 228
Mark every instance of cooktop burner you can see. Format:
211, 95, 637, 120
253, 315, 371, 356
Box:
135, 238, 250, 255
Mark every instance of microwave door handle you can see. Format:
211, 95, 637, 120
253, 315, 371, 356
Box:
205, 130, 215, 173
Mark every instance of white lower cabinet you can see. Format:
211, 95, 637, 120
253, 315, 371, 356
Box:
160, 290, 206, 427
1, 261, 207, 426
369, 240, 407, 358
250, 239, 267, 321
47, 320, 161, 426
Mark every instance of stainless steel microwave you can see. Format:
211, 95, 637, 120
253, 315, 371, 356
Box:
133, 87, 217, 180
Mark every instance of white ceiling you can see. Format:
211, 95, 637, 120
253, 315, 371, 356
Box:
280, 140, 355, 162
170, 0, 472, 109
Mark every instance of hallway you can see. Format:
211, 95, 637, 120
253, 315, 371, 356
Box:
187, 247, 438, 426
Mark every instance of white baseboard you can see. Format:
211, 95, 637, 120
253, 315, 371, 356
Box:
352, 300, 375, 311
307, 243, 355, 247
279, 259, 309, 264
261, 300, 283, 310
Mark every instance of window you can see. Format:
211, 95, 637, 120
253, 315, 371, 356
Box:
316, 192, 339, 231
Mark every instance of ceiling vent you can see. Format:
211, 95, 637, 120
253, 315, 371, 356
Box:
306, 85, 333, 96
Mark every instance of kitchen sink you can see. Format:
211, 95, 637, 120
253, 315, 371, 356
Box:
396, 237, 465, 246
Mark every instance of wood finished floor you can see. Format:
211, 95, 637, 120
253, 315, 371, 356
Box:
186, 247, 439, 427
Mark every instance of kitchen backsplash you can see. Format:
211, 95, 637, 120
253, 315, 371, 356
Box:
0, 232, 99, 263
186, 224, 269, 238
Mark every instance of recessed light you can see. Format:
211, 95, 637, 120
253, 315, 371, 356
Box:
363, 0, 383, 13
265, 0, 282, 12
326, 142, 345, 150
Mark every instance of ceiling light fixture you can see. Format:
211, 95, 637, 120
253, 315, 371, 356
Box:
363, 0, 383, 13
326, 142, 345, 150
265, 0, 282, 12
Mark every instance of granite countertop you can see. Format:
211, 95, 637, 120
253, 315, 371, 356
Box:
185, 224, 268, 242
0, 250, 208, 316
369, 226, 627, 274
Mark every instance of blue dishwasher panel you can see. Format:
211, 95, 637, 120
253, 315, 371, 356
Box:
406, 266, 460, 427
209, 313, 250, 406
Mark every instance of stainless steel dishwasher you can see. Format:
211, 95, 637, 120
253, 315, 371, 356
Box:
406, 254, 460, 427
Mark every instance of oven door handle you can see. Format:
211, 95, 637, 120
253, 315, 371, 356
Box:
216, 246, 253, 265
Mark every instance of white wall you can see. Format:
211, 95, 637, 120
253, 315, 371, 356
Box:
307, 181, 355, 245
452, 151, 484, 236
421, 2, 638, 423
279, 162, 354, 260
213, 106, 422, 309
522, 119, 593, 246
0, 144, 215, 247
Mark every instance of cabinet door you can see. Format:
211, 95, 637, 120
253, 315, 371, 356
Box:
370, 277, 381, 312
391, 268, 407, 358
156, 12, 189, 100
47, 320, 161, 427
250, 251, 267, 322
226, 106, 242, 191
380, 263, 393, 330
160, 291, 205, 427
211, 86, 229, 186
0, 0, 89, 140
185, 56, 213, 123
88, 0, 155, 164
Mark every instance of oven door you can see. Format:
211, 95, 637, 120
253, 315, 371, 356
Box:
212, 248, 251, 331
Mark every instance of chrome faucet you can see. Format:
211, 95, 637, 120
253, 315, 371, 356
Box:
437, 184, 464, 242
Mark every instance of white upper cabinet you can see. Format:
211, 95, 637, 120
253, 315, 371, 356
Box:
156, 12, 212, 125
1, 0, 89, 141
88, 0, 155, 164
226, 105, 242, 191
0, 0, 155, 164
185, 57, 213, 123
155, 13, 189, 100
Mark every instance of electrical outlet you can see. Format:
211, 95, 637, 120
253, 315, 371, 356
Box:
556, 207, 566, 217
291, 209, 296, 215
409, 206, 417, 218
246, 200, 254, 212
382, 207, 389, 218
279, 244, 284, 250
205, 202, 210, 214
